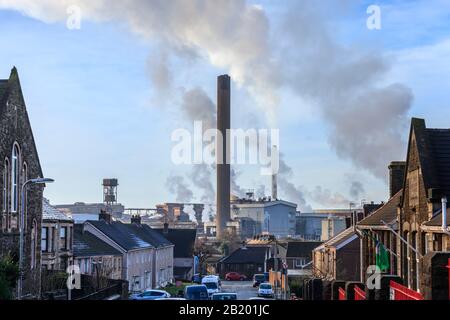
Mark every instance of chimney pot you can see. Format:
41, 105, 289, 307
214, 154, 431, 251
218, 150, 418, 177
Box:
99, 209, 112, 223
131, 214, 141, 225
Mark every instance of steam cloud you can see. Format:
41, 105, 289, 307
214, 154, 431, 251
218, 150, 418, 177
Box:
1, 1, 413, 203
165, 175, 193, 203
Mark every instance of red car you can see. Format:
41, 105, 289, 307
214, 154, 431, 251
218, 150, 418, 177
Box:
225, 272, 246, 281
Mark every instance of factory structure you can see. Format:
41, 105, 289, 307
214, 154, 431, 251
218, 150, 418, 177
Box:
55, 75, 361, 243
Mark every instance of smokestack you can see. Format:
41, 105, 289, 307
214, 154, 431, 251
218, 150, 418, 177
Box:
388, 161, 406, 198
216, 75, 231, 239
271, 146, 277, 201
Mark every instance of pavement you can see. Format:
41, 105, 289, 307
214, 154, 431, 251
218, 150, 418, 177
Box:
221, 281, 258, 300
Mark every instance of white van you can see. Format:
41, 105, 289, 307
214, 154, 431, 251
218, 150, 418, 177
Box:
201, 275, 221, 297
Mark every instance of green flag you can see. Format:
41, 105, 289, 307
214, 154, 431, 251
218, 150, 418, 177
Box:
376, 242, 390, 272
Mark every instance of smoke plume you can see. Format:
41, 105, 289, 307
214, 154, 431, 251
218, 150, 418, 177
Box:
1, 1, 414, 189
165, 175, 193, 203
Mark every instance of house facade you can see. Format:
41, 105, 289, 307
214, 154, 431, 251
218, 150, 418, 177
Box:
81, 213, 174, 292
286, 241, 322, 270
154, 226, 196, 281
41, 198, 74, 271
73, 224, 123, 280
397, 118, 450, 293
0, 68, 46, 299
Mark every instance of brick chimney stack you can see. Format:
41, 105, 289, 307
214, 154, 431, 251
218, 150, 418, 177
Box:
388, 161, 406, 198
131, 215, 141, 225
99, 209, 112, 223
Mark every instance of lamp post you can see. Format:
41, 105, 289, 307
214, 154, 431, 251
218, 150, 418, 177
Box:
18, 177, 54, 300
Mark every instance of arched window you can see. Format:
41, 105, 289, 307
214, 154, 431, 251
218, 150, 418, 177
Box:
31, 219, 37, 269
11, 143, 20, 213
2, 158, 9, 213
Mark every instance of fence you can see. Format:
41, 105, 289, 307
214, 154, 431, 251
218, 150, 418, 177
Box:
338, 287, 346, 300
354, 286, 366, 300
389, 280, 424, 300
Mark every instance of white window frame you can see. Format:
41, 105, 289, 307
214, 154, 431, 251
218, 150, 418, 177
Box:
295, 258, 307, 268
41, 226, 48, 252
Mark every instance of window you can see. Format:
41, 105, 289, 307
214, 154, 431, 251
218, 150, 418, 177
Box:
60, 226, 67, 250
2, 158, 9, 213
295, 258, 307, 268
41, 227, 48, 252
11, 144, 20, 213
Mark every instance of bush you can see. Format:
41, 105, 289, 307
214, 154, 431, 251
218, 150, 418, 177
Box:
163, 282, 193, 297
0, 255, 20, 300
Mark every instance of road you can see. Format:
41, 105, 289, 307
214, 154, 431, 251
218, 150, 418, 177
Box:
221, 281, 258, 300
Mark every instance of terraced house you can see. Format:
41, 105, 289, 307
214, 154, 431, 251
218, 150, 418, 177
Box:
80, 212, 174, 292
397, 118, 450, 296
0, 68, 48, 299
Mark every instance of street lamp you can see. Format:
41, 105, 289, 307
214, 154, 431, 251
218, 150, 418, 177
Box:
18, 177, 54, 300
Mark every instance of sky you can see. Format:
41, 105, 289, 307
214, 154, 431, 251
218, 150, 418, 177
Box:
1, 0, 450, 212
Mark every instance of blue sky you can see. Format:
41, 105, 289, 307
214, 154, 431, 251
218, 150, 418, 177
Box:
1, 1, 449, 210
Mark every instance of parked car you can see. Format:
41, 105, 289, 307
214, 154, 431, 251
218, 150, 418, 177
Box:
225, 272, 246, 281
202, 275, 222, 297
211, 293, 238, 300
258, 283, 274, 298
253, 274, 266, 287
192, 273, 202, 284
248, 297, 274, 300
184, 285, 209, 300
129, 290, 171, 300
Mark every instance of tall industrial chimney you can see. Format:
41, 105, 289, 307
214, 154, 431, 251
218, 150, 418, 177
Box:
271, 145, 278, 201
216, 75, 231, 239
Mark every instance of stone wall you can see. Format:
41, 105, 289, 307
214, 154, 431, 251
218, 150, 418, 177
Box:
0, 68, 44, 298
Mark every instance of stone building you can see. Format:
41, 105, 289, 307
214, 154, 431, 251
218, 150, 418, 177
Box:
396, 118, 450, 293
356, 161, 405, 283
0, 67, 47, 299
41, 198, 74, 271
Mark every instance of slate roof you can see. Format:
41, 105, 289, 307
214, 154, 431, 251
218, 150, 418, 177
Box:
422, 211, 450, 227
219, 246, 268, 264
358, 190, 401, 227
427, 128, 450, 195
0, 80, 8, 101
87, 220, 173, 251
321, 227, 357, 249
42, 198, 73, 222
154, 228, 196, 258
407, 119, 450, 200
286, 241, 322, 258
73, 225, 122, 257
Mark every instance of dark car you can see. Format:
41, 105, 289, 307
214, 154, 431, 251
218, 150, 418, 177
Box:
253, 274, 266, 287
211, 293, 238, 300
184, 285, 209, 300
225, 272, 246, 281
